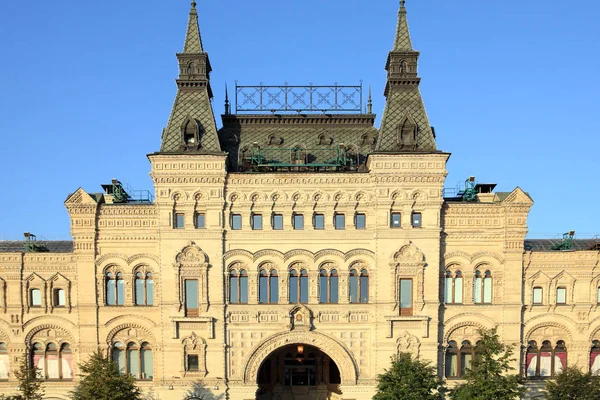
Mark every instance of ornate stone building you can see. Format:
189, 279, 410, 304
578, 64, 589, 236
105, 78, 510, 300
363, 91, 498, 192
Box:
0, 2, 599, 399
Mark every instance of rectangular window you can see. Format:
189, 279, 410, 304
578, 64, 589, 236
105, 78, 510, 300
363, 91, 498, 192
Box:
399, 279, 413, 316
355, 213, 366, 229
187, 355, 199, 372
185, 280, 199, 317
195, 213, 205, 229
334, 214, 345, 230
391, 212, 401, 228
533, 287, 543, 304
556, 287, 567, 304
174, 213, 185, 229
293, 214, 304, 230
231, 214, 242, 230
411, 212, 422, 227
313, 214, 325, 230
252, 214, 263, 230
54, 289, 66, 307
272, 214, 284, 230
30, 289, 42, 307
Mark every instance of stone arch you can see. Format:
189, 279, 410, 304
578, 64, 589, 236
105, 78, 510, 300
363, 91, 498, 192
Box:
524, 321, 573, 342
95, 253, 128, 267
253, 249, 285, 262
127, 253, 160, 266
444, 321, 488, 344
25, 323, 75, 347
106, 323, 156, 346
243, 330, 357, 385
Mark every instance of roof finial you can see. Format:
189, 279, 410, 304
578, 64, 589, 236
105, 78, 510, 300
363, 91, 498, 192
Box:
191, 1, 197, 9
367, 85, 373, 114
225, 83, 231, 115
400, 0, 406, 7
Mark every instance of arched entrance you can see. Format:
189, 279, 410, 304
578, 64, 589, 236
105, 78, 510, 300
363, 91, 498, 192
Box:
256, 343, 341, 400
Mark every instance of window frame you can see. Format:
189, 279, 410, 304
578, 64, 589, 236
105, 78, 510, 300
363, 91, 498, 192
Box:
186, 354, 200, 372
313, 213, 325, 230
134, 271, 154, 306
259, 269, 279, 304
288, 268, 308, 304
334, 213, 345, 230
319, 269, 339, 304
445, 270, 463, 304
391, 212, 401, 228
105, 271, 125, 306
173, 213, 185, 229
526, 340, 567, 378
53, 288, 66, 307
355, 213, 366, 230
293, 213, 304, 230
532, 287, 543, 305
31, 342, 73, 380
272, 213, 284, 230
111, 341, 153, 381
230, 213, 242, 230
251, 213, 263, 230
474, 270, 493, 304
398, 278, 413, 316
411, 212, 422, 228
229, 269, 248, 304
30, 288, 42, 307
194, 212, 206, 229
184, 279, 199, 317
556, 287, 567, 305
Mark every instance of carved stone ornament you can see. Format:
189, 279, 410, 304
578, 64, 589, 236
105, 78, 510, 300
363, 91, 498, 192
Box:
183, 332, 207, 377
288, 305, 314, 331
397, 331, 421, 358
391, 241, 425, 266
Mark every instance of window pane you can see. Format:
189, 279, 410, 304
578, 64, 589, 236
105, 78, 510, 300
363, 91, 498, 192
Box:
270, 275, 279, 303
56, 289, 66, 306
47, 349, 59, 379
314, 214, 325, 229
230, 276, 239, 303
107, 280, 115, 305
289, 276, 298, 303
195, 213, 205, 229
399, 279, 412, 308
231, 214, 242, 230
252, 214, 263, 230
445, 353, 457, 377
128, 348, 139, 378
175, 213, 184, 229
31, 289, 41, 306
117, 279, 125, 305
259, 275, 268, 304
319, 275, 328, 303
533, 287, 542, 304
557, 287, 566, 304
483, 277, 492, 303
412, 213, 422, 227
330, 274, 338, 304
360, 275, 369, 303
334, 214, 345, 230
146, 279, 154, 306
355, 214, 366, 229
141, 349, 153, 379
391, 212, 401, 227
454, 278, 463, 304
300, 275, 309, 303
445, 277, 453, 303
135, 278, 145, 305
597, 287, 600, 303
187, 355, 199, 371
240, 275, 248, 303
349, 274, 358, 303
460, 353, 472, 376
474, 278, 482, 303
113, 348, 125, 374
294, 214, 304, 230
273, 214, 283, 230
185, 280, 199, 309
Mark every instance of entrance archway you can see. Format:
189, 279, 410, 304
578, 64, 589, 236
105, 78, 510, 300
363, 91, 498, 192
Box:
256, 344, 341, 399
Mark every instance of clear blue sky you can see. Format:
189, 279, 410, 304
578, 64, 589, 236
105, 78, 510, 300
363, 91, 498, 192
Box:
0, 0, 598, 240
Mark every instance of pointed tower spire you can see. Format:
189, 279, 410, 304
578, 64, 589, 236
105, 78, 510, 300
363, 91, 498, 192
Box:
158, 3, 221, 154
367, 85, 373, 114
225, 83, 231, 115
393, 1, 413, 51
376, 1, 437, 153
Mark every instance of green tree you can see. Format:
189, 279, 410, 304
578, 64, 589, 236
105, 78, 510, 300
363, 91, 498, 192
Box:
374, 352, 446, 400
71, 350, 142, 400
544, 366, 600, 400
450, 328, 523, 400
0, 352, 45, 400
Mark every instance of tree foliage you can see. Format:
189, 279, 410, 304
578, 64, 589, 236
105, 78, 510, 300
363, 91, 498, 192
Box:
71, 350, 142, 400
544, 366, 600, 400
450, 328, 523, 400
0, 352, 45, 400
374, 352, 446, 400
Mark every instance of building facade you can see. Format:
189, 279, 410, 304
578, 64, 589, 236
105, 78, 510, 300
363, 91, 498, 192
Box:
0, 2, 599, 399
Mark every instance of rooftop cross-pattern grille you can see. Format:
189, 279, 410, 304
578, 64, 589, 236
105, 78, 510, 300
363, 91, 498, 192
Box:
235, 83, 363, 113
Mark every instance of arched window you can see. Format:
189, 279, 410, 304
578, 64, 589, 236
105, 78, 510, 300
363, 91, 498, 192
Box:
188, 62, 196, 75
474, 270, 492, 304
445, 341, 458, 378
259, 269, 278, 304
527, 340, 566, 378
53, 288, 66, 307
135, 271, 154, 306
230, 269, 249, 304
300, 269, 308, 303
0, 343, 8, 379
445, 270, 463, 304
289, 270, 298, 303
106, 271, 125, 306
31, 342, 72, 380
459, 341, 473, 377
112, 342, 152, 380
349, 269, 369, 303
590, 340, 600, 374
319, 269, 339, 304
289, 269, 308, 304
